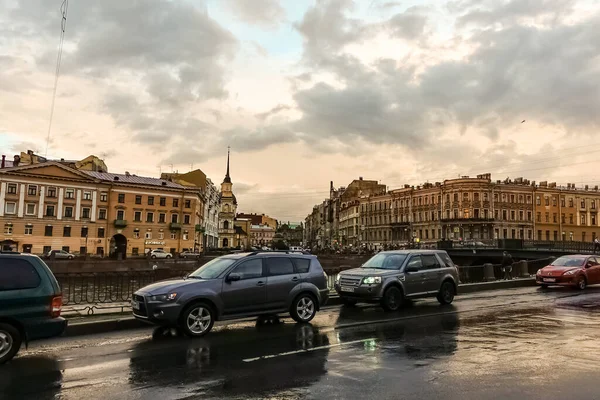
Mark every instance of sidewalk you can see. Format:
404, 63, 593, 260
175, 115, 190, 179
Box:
62, 278, 536, 337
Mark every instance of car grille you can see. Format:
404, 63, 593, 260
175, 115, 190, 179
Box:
340, 276, 362, 287
133, 294, 148, 317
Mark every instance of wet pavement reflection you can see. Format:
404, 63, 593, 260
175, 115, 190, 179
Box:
1, 287, 600, 399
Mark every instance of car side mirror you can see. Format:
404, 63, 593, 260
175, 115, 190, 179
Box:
586, 263, 593, 268
227, 273, 241, 282
184, 273, 189, 279
405, 265, 419, 273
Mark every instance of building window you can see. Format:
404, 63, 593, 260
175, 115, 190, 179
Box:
4, 224, 12, 235
171, 214, 179, 223
81, 227, 88, 237
146, 212, 154, 223
552, 197, 557, 206
170, 232, 177, 240
503, 210, 508, 220
528, 230, 532, 240
45, 205, 55, 217
160, 197, 166, 206
527, 211, 532, 221
518, 195, 524, 203
592, 200, 597, 210
536, 196, 541, 206
545, 213, 549, 223
7, 183, 17, 194
545, 231, 550, 241
560, 213, 565, 223
592, 214, 597, 226
554, 231, 558, 241
63, 226, 71, 237
65, 188, 75, 199
64, 206, 74, 218
132, 248, 139, 256
118, 194, 125, 203
158, 232, 164, 240
45, 226, 53, 236
47, 187, 57, 198
28, 185, 37, 196
25, 225, 33, 235
183, 231, 189, 241
510, 195, 515, 203
82, 208, 91, 219
148, 196, 154, 206
98, 209, 107, 220
185, 200, 191, 208
582, 232, 587, 242
83, 191, 92, 201
537, 230, 542, 240
5, 202, 16, 214
569, 198, 574, 207
561, 197, 565, 207
25, 203, 36, 215
453, 193, 459, 202
569, 214, 574, 224
43, 245, 51, 254
117, 210, 125, 220
133, 230, 140, 239
581, 214, 586, 225
145, 232, 152, 239
173, 199, 179, 207
135, 195, 142, 205
100, 192, 108, 202
98, 227, 105, 238
511, 210, 516, 220
134, 211, 142, 222
184, 215, 191, 224
159, 213, 166, 223
519, 211, 524, 221
544, 197, 549, 206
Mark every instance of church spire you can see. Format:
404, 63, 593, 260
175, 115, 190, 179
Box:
223, 146, 231, 183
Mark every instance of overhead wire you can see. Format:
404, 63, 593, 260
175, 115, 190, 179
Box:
45, 0, 69, 157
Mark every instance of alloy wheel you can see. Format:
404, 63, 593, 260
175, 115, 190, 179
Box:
296, 297, 315, 321
0, 330, 13, 360
186, 307, 212, 334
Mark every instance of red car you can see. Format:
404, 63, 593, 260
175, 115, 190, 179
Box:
536, 255, 600, 290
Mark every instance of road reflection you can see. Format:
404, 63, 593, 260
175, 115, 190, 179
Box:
128, 318, 330, 396
0, 356, 63, 399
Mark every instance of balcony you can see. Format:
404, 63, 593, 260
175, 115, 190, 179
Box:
169, 223, 182, 230
440, 217, 495, 223
114, 219, 127, 228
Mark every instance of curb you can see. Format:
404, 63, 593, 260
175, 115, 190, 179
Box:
63, 278, 536, 338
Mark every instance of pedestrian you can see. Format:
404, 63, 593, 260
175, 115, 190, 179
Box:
594, 237, 600, 253
502, 251, 513, 280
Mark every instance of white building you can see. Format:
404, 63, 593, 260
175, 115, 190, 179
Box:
203, 178, 219, 249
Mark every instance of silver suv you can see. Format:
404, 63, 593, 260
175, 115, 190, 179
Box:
133, 252, 329, 336
334, 250, 459, 311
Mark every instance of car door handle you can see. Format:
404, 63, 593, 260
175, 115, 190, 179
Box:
257, 281, 265, 286
291, 277, 299, 282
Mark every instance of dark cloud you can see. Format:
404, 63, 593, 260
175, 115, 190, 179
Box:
223, 0, 286, 29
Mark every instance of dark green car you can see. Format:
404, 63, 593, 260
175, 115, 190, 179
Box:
0, 252, 67, 364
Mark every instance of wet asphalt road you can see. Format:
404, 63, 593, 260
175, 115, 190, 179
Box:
2, 287, 600, 400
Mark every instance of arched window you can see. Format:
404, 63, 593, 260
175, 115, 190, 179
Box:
223, 238, 229, 247
224, 220, 229, 230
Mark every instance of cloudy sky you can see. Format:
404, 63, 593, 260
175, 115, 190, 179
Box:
1, 0, 600, 222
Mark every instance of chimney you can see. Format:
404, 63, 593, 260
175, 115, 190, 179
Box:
13, 155, 20, 167
1, 155, 5, 168
330, 181, 333, 191
125, 171, 131, 177
359, 176, 363, 180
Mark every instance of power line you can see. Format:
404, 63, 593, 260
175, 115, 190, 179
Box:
45, 0, 69, 157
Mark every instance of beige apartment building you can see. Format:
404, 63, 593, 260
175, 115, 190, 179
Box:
0, 161, 204, 257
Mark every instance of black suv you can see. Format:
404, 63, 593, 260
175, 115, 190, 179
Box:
0, 252, 66, 364
133, 252, 330, 336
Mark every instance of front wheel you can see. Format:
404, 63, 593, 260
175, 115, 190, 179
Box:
381, 286, 403, 312
166, 255, 172, 259
577, 276, 587, 290
290, 294, 317, 323
181, 303, 214, 337
151, 255, 157, 259
437, 281, 455, 305
0, 323, 21, 364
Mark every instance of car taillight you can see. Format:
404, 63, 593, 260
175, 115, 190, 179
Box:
51, 295, 63, 318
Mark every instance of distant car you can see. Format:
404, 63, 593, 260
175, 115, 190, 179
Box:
335, 250, 459, 311
132, 252, 329, 337
44, 250, 75, 260
149, 249, 172, 259
261, 246, 272, 251
0, 252, 66, 364
180, 251, 202, 259
536, 255, 600, 290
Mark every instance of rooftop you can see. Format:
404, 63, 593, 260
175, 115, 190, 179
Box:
82, 171, 187, 189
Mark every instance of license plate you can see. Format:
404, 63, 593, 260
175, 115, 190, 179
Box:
543, 278, 556, 283
131, 300, 140, 310
340, 286, 355, 293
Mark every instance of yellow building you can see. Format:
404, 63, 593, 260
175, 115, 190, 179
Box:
0, 161, 204, 257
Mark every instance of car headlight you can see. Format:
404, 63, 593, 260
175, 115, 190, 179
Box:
536, 269, 542, 275
363, 276, 382, 285
335, 275, 341, 284
149, 293, 178, 302
563, 270, 577, 276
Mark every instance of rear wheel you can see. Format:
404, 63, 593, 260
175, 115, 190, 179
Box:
381, 286, 403, 312
290, 294, 317, 323
577, 276, 587, 290
437, 281, 455, 305
0, 323, 21, 364
180, 303, 214, 337
340, 297, 358, 307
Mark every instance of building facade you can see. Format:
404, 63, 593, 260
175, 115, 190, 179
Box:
236, 213, 278, 229
250, 224, 275, 247
0, 162, 204, 256
218, 149, 237, 248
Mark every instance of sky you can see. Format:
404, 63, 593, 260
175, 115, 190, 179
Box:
1, 0, 600, 222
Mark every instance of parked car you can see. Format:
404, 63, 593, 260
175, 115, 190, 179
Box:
536, 255, 600, 289
44, 249, 75, 260
180, 251, 202, 259
334, 250, 459, 311
132, 252, 329, 336
149, 249, 172, 259
0, 252, 66, 364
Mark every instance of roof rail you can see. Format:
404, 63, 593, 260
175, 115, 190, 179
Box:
0, 251, 21, 254
245, 250, 311, 257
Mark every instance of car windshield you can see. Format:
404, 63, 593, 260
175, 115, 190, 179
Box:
361, 253, 407, 270
551, 257, 586, 267
189, 257, 237, 279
